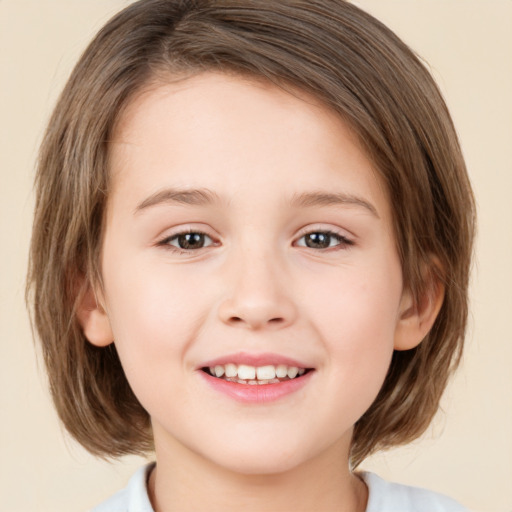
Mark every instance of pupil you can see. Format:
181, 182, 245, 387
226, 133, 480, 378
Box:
179, 233, 204, 249
306, 232, 330, 248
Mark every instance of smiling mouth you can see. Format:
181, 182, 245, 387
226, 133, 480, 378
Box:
201, 363, 313, 385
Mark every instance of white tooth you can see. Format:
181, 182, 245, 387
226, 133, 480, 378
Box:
248, 380, 258, 385
298, 368, 305, 376
214, 365, 225, 378
237, 365, 256, 380
209, 367, 215, 375
257, 379, 269, 385
276, 364, 288, 378
287, 366, 299, 379
225, 363, 237, 378
257, 365, 276, 380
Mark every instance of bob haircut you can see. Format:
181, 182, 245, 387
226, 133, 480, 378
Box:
28, 0, 475, 467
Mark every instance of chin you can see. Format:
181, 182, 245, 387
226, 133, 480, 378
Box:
200, 431, 323, 477
212, 450, 306, 477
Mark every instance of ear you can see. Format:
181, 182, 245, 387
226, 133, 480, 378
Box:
76, 280, 114, 347
394, 263, 445, 351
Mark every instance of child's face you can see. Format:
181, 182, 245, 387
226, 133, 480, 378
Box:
97, 72, 413, 474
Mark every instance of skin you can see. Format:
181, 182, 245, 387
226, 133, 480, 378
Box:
79, 72, 442, 512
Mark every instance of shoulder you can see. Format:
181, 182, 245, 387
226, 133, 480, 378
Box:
360, 471, 469, 512
88, 465, 470, 512
88, 463, 155, 512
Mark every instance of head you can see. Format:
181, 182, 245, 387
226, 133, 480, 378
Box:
28, 0, 475, 469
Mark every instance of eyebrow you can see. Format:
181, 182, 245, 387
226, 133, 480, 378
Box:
289, 191, 380, 218
135, 187, 221, 213
134, 187, 379, 218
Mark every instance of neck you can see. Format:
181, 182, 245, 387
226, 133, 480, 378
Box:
148, 432, 367, 512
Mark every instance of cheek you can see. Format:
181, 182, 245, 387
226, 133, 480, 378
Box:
307, 264, 401, 336
101, 256, 207, 377
303, 262, 402, 392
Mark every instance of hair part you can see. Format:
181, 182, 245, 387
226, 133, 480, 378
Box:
27, 0, 475, 466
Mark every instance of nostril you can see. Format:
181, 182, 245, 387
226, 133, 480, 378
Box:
218, 294, 297, 330
228, 316, 285, 327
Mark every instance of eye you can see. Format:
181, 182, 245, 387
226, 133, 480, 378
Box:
296, 230, 353, 249
159, 231, 215, 251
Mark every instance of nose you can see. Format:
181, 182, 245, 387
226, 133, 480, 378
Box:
217, 249, 298, 331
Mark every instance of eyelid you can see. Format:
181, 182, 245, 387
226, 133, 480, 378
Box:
154, 224, 354, 254
293, 226, 355, 249
295, 225, 354, 240
156, 227, 219, 254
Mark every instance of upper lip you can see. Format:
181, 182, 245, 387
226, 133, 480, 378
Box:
198, 352, 313, 369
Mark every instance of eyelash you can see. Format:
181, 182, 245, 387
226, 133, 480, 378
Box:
157, 228, 354, 255
295, 229, 354, 250
157, 230, 217, 255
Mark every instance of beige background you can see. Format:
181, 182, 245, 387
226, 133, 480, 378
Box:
1, 1, 511, 511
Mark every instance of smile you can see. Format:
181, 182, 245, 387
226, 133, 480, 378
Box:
198, 355, 315, 403
203, 363, 309, 385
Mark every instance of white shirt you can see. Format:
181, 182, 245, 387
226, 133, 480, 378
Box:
90, 463, 469, 512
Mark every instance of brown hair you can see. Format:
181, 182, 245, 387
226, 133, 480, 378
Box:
27, 0, 475, 467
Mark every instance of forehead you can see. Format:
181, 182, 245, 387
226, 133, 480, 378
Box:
108, 72, 390, 218
112, 72, 348, 156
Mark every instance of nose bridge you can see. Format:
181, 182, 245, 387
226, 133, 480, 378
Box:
218, 235, 296, 330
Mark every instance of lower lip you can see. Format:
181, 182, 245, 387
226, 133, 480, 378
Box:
199, 370, 314, 403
